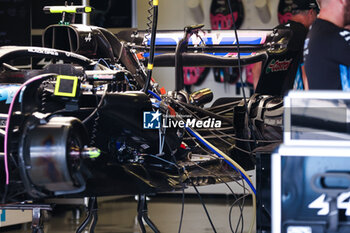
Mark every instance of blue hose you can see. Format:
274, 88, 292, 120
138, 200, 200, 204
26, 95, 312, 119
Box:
147, 90, 162, 101
186, 127, 256, 195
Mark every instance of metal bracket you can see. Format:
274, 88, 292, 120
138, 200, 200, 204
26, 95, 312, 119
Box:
0, 203, 52, 233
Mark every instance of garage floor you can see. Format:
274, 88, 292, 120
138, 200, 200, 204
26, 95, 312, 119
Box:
4, 195, 254, 233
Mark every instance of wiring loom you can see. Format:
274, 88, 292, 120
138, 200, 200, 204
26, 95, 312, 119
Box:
170, 98, 256, 232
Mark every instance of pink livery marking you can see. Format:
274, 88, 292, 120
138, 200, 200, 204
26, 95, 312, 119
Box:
183, 67, 206, 85
210, 13, 238, 30
278, 12, 292, 24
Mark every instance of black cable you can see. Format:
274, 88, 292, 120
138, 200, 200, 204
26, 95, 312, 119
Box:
143, 1, 159, 93
179, 113, 249, 233
224, 162, 248, 233
206, 101, 241, 111
183, 129, 281, 144
82, 88, 107, 124
193, 162, 246, 233
153, 107, 186, 233
226, 1, 245, 106
201, 107, 235, 120
179, 84, 259, 157
176, 101, 235, 148
229, 194, 249, 233
178, 185, 185, 233
146, 153, 185, 233
175, 100, 233, 125
227, 187, 245, 233
183, 130, 216, 158
147, 154, 178, 168
189, 178, 217, 233
232, 168, 247, 233
235, 186, 246, 233
183, 128, 250, 233
239, 188, 246, 233
169, 98, 252, 232
233, 145, 256, 156
187, 123, 250, 230
168, 154, 185, 233
174, 100, 259, 156
227, 0, 257, 151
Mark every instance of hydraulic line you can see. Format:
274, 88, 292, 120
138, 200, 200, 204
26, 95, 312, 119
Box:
143, 0, 159, 93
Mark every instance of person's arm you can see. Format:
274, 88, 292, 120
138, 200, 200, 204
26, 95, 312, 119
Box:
301, 65, 309, 90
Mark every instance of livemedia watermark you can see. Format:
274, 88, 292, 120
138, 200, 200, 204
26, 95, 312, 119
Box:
143, 110, 222, 129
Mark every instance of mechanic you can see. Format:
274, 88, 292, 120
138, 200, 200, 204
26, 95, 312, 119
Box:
304, 0, 350, 90
254, 0, 318, 95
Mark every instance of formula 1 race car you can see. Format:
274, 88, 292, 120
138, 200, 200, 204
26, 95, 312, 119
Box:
0, 4, 286, 233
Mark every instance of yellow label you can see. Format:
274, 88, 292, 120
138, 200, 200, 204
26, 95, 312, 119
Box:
50, 6, 78, 13
153, 0, 159, 6
89, 149, 101, 158
85, 7, 92, 13
49, 6, 92, 13
54, 75, 79, 97
147, 63, 154, 70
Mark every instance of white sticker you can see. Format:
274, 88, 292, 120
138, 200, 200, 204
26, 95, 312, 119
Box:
287, 226, 312, 233
308, 191, 350, 216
